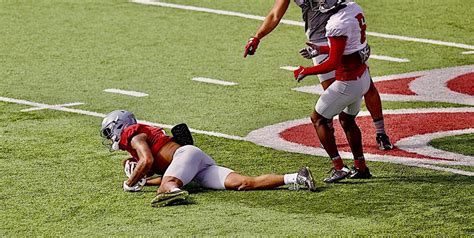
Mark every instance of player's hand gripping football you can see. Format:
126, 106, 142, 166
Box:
123, 179, 146, 192
243, 36, 260, 58
293, 66, 307, 82
299, 42, 320, 59
124, 159, 137, 178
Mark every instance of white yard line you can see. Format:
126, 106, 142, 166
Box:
462, 51, 474, 55
367, 32, 474, 50
370, 54, 410, 63
0, 96, 245, 141
280, 66, 299, 71
191, 77, 238, 86
20, 102, 84, 112
131, 0, 474, 51
103, 88, 149, 97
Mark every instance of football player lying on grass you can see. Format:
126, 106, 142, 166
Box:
100, 110, 316, 207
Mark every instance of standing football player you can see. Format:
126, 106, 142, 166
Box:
243, 0, 393, 151
100, 110, 316, 207
291, 0, 376, 182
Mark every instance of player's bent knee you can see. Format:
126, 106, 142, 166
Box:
311, 111, 328, 127
224, 173, 254, 191
339, 112, 356, 129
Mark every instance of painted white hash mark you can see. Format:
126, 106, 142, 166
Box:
191, 77, 238, 86
103, 88, 149, 97
20, 102, 84, 112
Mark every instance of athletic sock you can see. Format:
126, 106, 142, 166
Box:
354, 156, 367, 171
170, 187, 182, 193
283, 173, 298, 185
373, 119, 386, 134
331, 156, 344, 170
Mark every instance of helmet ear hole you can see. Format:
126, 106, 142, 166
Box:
101, 110, 137, 151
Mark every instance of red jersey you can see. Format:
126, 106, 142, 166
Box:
119, 124, 173, 161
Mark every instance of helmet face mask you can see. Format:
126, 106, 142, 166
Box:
317, 0, 345, 13
100, 110, 137, 152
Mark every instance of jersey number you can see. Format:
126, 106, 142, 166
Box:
355, 13, 367, 44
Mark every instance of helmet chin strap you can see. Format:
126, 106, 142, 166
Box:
111, 142, 120, 151
110, 135, 120, 151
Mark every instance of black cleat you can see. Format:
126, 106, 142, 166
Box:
376, 133, 393, 150
350, 167, 372, 179
323, 166, 351, 183
151, 190, 189, 207
295, 166, 317, 191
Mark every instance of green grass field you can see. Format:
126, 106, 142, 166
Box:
1, 0, 473, 236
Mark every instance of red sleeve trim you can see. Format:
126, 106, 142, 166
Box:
304, 36, 347, 76
319, 45, 330, 54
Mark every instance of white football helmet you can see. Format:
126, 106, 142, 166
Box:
100, 110, 137, 151
317, 0, 347, 13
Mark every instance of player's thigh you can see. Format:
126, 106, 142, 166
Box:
315, 81, 355, 119
343, 97, 363, 116
343, 69, 372, 115
163, 145, 210, 186
194, 165, 234, 190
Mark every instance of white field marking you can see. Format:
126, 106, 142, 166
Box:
191, 77, 238, 86
396, 129, 474, 163
280, 66, 299, 71
20, 102, 84, 112
0, 96, 245, 141
245, 107, 474, 176
131, 0, 474, 51
370, 54, 410, 63
411, 164, 474, 177
366, 32, 474, 50
103, 88, 149, 97
462, 51, 474, 55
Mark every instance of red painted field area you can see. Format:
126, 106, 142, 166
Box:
447, 72, 474, 96
374, 76, 419, 95
280, 112, 474, 160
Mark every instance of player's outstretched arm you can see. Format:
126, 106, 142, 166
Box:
244, 0, 290, 57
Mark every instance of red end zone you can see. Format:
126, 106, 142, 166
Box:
280, 112, 474, 160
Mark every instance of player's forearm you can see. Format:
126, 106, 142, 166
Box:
255, 16, 281, 39
127, 160, 151, 186
304, 37, 346, 75
255, 0, 289, 39
146, 177, 162, 186
319, 45, 330, 54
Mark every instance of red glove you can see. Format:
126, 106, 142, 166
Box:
293, 66, 307, 82
244, 37, 260, 58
